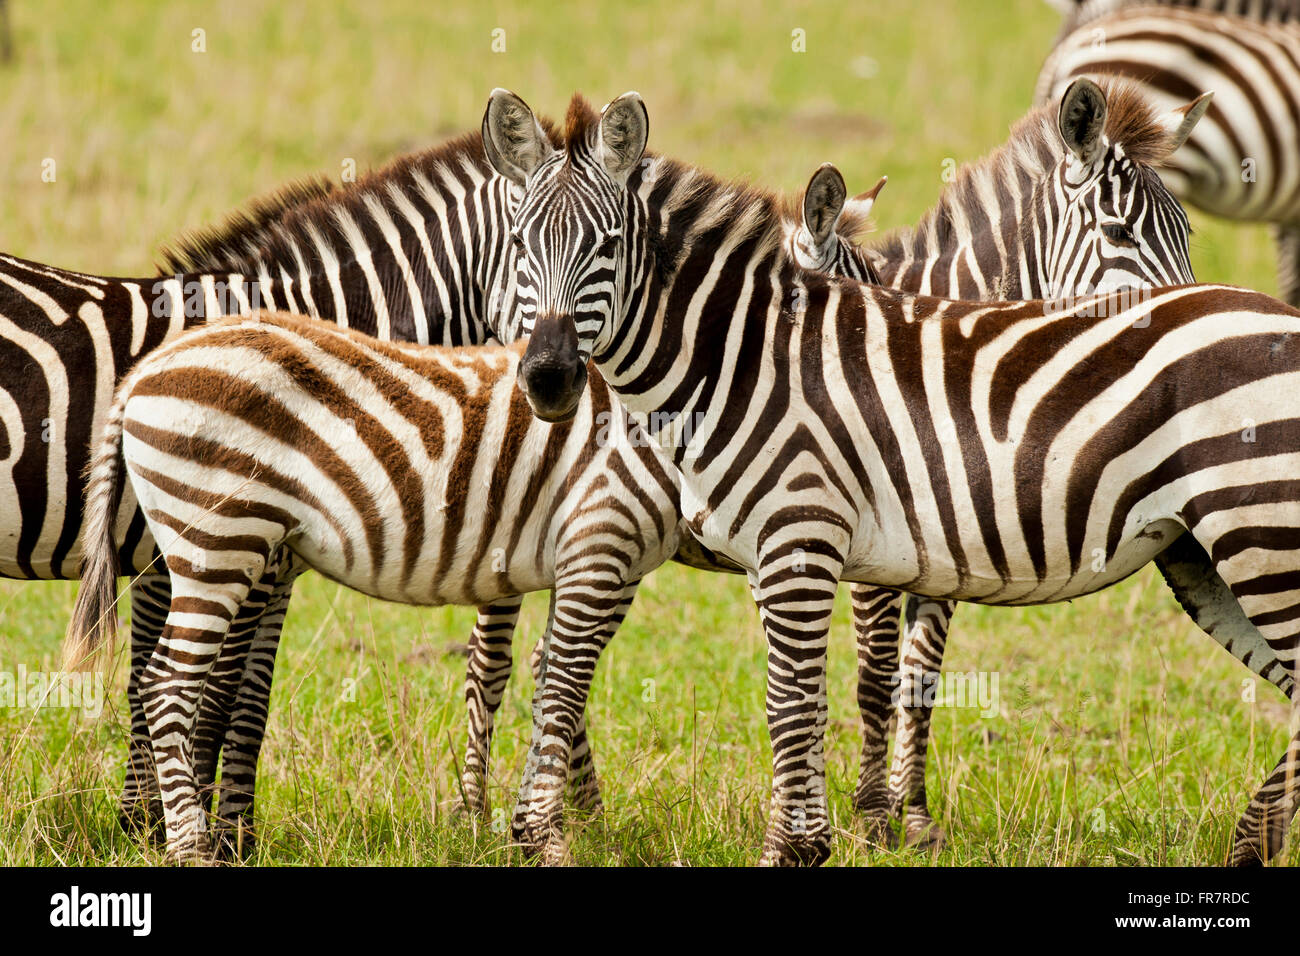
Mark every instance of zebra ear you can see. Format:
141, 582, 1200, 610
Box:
802, 163, 848, 249
1058, 77, 1108, 165
482, 88, 556, 187
596, 92, 649, 183
840, 176, 888, 226
1161, 91, 1213, 153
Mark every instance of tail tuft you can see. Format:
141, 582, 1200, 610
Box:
63, 391, 129, 671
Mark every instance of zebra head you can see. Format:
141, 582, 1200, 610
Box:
1036, 77, 1211, 300
789, 163, 885, 284
483, 88, 649, 422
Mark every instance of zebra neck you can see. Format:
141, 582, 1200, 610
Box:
865, 120, 1062, 302
166, 169, 517, 347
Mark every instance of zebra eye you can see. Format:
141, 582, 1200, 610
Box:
1101, 223, 1136, 247
597, 234, 620, 257
510, 231, 526, 253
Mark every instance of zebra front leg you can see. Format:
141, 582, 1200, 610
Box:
527, 593, 601, 813
849, 584, 902, 848
459, 596, 524, 817
888, 597, 957, 850
211, 558, 301, 862
751, 538, 845, 867
512, 580, 640, 865
120, 573, 171, 841
1273, 223, 1300, 308
141, 555, 263, 864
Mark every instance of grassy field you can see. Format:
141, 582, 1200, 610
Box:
0, 0, 1292, 866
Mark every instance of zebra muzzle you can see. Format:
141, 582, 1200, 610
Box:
518, 313, 588, 423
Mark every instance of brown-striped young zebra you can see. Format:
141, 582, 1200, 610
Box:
0, 128, 550, 848
1038, 2, 1300, 303
488, 89, 1300, 867
55, 164, 883, 862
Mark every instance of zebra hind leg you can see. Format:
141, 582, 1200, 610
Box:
140, 553, 264, 864
210, 557, 300, 862
849, 584, 902, 849
512, 580, 640, 865
119, 573, 171, 842
888, 597, 957, 851
1180, 530, 1300, 865
458, 596, 524, 817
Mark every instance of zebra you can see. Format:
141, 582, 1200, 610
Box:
35, 157, 873, 858
485, 88, 1300, 868
1037, 1, 1300, 305
846, 76, 1213, 847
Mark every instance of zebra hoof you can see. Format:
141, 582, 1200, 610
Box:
511, 815, 561, 861
118, 799, 165, 845
164, 837, 217, 867
901, 814, 946, 852
210, 820, 256, 863
854, 811, 898, 851
758, 830, 832, 867
450, 790, 489, 820
1228, 824, 1282, 867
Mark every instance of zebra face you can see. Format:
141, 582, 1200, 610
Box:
1042, 78, 1206, 300
483, 89, 648, 422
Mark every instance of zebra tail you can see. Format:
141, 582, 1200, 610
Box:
63, 388, 129, 672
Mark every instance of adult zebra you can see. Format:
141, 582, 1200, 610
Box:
1037, 1, 1300, 304
485, 89, 1299, 868
832, 75, 1210, 847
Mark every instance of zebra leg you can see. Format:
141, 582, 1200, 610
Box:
849, 584, 902, 848
750, 538, 844, 867
1273, 223, 1300, 308
1182, 527, 1300, 865
191, 565, 281, 819
210, 556, 301, 862
459, 596, 524, 817
527, 595, 602, 813
888, 597, 957, 850
119, 572, 171, 840
512, 580, 640, 865
141, 555, 263, 864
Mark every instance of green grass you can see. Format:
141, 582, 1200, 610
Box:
0, 0, 1292, 866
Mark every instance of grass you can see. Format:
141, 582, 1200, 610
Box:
0, 0, 1292, 866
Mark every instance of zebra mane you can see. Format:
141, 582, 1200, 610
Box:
158, 121, 562, 277
869, 78, 1173, 265
1057, 0, 1300, 31
635, 153, 789, 285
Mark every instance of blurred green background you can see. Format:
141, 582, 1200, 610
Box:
0, 0, 1289, 865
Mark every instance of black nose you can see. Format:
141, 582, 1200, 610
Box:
518, 313, 588, 422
